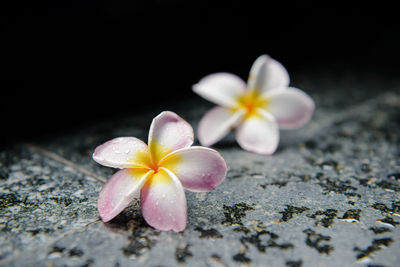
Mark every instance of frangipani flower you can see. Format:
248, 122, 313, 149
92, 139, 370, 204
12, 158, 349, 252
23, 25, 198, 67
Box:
93, 111, 227, 232
193, 55, 315, 155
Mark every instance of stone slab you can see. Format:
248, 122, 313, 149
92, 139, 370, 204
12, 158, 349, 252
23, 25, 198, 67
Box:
1, 70, 399, 266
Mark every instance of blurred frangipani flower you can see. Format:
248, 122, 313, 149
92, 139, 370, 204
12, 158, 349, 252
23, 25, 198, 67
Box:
93, 111, 227, 232
193, 55, 315, 155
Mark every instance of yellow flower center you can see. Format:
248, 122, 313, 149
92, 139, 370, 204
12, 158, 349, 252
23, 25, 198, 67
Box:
233, 89, 269, 118
129, 141, 183, 184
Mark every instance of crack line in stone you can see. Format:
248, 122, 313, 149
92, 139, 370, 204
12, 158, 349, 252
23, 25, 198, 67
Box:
24, 143, 107, 183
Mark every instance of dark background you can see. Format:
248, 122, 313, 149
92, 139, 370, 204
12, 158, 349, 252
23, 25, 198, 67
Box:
1, 1, 399, 145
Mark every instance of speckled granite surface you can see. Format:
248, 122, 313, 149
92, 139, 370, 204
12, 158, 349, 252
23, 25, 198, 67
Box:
1, 69, 399, 266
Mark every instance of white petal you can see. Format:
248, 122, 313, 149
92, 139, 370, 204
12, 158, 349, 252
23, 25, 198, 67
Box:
198, 106, 245, 146
140, 168, 187, 232
267, 87, 315, 129
160, 146, 227, 192
193, 73, 247, 107
235, 110, 279, 155
248, 55, 289, 94
93, 137, 149, 169
97, 168, 152, 222
148, 111, 194, 163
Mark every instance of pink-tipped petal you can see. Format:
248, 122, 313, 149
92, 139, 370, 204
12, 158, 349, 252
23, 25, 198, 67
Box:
140, 168, 187, 232
97, 168, 152, 222
93, 137, 149, 169
148, 111, 194, 162
235, 110, 279, 155
267, 87, 315, 129
193, 73, 247, 107
248, 55, 289, 94
198, 106, 245, 147
160, 146, 227, 192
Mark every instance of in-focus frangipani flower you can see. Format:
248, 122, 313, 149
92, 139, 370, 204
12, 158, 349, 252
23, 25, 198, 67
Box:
193, 55, 315, 155
93, 111, 227, 232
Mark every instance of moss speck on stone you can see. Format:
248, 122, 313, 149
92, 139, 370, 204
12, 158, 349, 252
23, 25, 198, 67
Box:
308, 209, 338, 228
222, 203, 254, 226
279, 205, 310, 222
232, 252, 251, 263
194, 227, 223, 239
303, 229, 334, 255
354, 238, 393, 260
175, 244, 192, 263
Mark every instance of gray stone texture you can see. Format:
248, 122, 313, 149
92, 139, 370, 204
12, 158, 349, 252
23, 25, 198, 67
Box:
1, 68, 399, 266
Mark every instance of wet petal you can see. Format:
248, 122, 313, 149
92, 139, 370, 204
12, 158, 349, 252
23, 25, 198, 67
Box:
97, 168, 152, 222
140, 168, 187, 232
160, 146, 227, 192
248, 55, 289, 94
93, 137, 150, 169
193, 73, 247, 107
148, 111, 194, 163
198, 106, 245, 146
267, 87, 315, 129
235, 110, 279, 155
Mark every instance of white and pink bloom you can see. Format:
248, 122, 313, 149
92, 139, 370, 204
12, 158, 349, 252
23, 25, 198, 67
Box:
93, 111, 227, 232
193, 55, 315, 155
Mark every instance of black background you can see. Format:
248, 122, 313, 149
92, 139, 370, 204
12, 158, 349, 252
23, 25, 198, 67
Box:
1, 1, 399, 145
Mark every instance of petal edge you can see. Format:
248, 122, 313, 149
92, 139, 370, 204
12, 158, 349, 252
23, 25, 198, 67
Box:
98, 168, 152, 222
235, 110, 279, 155
148, 111, 194, 163
160, 146, 227, 192
198, 106, 245, 147
93, 137, 149, 169
140, 168, 187, 232
267, 87, 315, 129
248, 55, 289, 94
193, 73, 247, 107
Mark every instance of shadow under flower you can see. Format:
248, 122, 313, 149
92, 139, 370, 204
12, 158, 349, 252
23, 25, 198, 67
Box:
103, 200, 150, 232
100, 200, 163, 258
